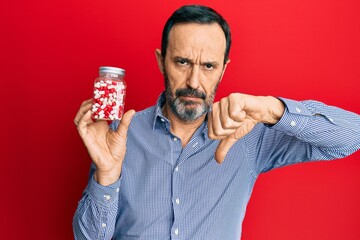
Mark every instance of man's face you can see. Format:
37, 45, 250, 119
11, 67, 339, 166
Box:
156, 23, 229, 122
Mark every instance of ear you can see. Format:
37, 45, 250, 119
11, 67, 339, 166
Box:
155, 49, 165, 74
219, 59, 231, 83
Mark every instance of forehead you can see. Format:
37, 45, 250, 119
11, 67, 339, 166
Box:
167, 23, 226, 60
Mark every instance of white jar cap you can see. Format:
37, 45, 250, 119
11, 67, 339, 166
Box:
99, 66, 125, 76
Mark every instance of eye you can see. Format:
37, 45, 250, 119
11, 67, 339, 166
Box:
204, 63, 214, 70
177, 59, 188, 65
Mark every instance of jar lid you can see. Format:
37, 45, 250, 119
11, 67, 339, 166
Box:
99, 66, 125, 75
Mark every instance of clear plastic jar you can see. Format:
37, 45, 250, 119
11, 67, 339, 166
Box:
91, 66, 126, 120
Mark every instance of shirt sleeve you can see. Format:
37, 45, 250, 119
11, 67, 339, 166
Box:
246, 98, 360, 174
73, 163, 121, 240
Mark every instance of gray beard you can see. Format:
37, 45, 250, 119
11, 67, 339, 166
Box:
164, 73, 219, 122
169, 96, 207, 122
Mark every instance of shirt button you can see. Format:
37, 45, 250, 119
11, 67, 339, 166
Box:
101, 223, 106, 228
173, 137, 178, 141
104, 195, 111, 201
295, 107, 301, 113
175, 166, 179, 172
160, 118, 165, 122
175, 198, 180, 205
116, 188, 119, 193
175, 228, 179, 235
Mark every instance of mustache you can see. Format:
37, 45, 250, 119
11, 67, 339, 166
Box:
175, 88, 206, 100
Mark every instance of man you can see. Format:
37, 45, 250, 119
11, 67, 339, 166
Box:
73, 5, 360, 240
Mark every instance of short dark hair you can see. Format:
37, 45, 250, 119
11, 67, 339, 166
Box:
161, 5, 231, 64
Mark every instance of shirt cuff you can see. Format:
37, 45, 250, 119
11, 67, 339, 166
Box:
266, 97, 313, 136
86, 174, 121, 207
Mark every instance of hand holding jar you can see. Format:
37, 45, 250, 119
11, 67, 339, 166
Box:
74, 66, 135, 186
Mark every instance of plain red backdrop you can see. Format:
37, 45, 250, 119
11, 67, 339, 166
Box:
1, 0, 359, 239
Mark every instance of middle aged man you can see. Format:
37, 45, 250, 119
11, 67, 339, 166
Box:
73, 5, 360, 240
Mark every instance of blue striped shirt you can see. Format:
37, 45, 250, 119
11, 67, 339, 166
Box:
73, 93, 360, 240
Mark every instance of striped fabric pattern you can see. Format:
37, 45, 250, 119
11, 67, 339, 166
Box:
73, 93, 360, 240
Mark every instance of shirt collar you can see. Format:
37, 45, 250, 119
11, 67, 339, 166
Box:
152, 92, 167, 130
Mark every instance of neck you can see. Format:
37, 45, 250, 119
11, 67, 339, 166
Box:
162, 103, 206, 147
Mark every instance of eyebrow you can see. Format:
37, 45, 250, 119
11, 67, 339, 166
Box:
173, 56, 219, 66
173, 56, 190, 61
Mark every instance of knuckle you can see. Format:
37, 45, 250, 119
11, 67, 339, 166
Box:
222, 119, 233, 129
228, 93, 239, 100
213, 127, 223, 136
208, 132, 215, 139
211, 102, 219, 111
229, 111, 238, 119
220, 97, 227, 105
81, 99, 92, 107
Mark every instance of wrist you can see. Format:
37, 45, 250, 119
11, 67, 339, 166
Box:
94, 169, 120, 186
263, 96, 285, 125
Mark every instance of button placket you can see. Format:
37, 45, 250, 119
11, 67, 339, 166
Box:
171, 135, 182, 238
172, 165, 181, 209
103, 194, 111, 201
170, 130, 204, 238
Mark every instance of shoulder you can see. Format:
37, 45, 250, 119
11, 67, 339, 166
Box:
131, 106, 156, 126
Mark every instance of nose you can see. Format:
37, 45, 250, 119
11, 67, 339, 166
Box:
186, 65, 200, 89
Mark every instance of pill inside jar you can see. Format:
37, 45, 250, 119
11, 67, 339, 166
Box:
91, 67, 126, 120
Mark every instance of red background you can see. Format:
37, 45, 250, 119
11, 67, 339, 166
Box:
2, 0, 360, 239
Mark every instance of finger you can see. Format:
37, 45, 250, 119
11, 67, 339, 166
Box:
208, 112, 226, 140
214, 134, 238, 164
208, 103, 236, 139
74, 99, 93, 126
207, 112, 215, 139
233, 119, 256, 139
81, 99, 93, 107
77, 109, 92, 138
116, 109, 136, 139
219, 98, 242, 130
228, 95, 246, 122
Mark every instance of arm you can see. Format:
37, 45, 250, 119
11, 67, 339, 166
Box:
252, 98, 360, 173
73, 164, 121, 240
72, 99, 135, 239
208, 93, 360, 166
208, 93, 285, 163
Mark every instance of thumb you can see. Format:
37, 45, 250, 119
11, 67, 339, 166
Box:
116, 109, 136, 139
214, 134, 238, 164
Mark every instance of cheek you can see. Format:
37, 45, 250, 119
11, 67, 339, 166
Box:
166, 67, 187, 88
203, 74, 222, 94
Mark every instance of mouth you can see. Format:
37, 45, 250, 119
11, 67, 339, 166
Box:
174, 88, 207, 105
181, 95, 201, 100
179, 95, 204, 104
